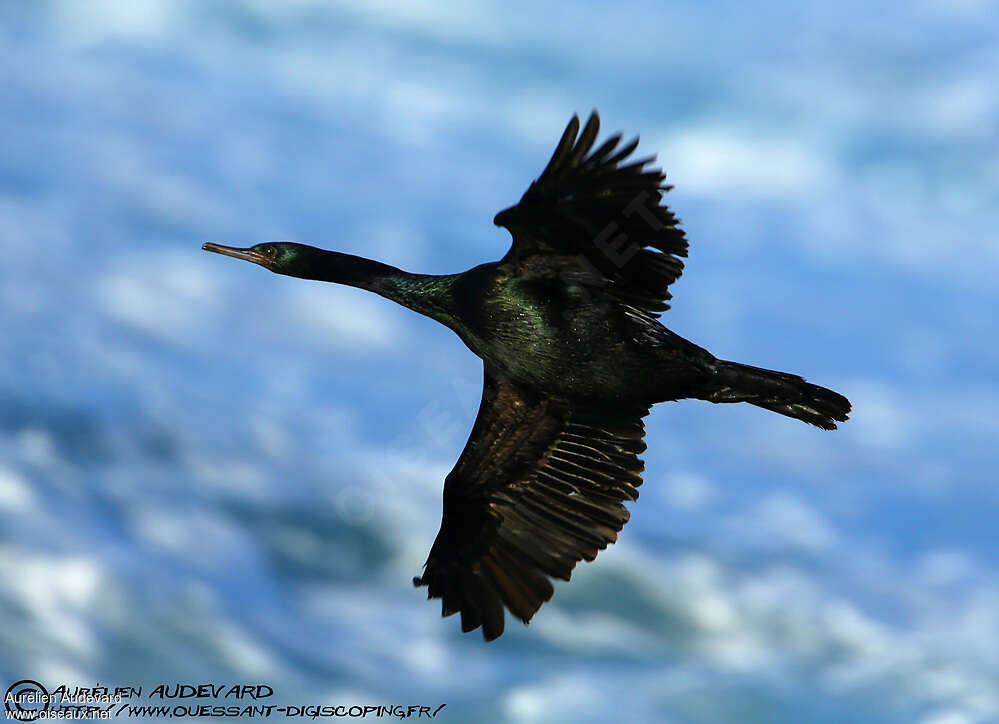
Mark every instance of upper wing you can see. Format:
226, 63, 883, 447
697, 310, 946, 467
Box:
413, 366, 649, 641
494, 111, 688, 315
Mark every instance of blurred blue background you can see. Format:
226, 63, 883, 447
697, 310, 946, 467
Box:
1, 1, 997, 722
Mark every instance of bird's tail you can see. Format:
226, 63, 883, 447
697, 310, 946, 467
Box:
703, 360, 851, 430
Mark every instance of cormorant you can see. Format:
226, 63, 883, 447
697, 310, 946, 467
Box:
203, 112, 851, 641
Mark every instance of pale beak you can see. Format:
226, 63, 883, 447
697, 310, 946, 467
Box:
202, 242, 269, 265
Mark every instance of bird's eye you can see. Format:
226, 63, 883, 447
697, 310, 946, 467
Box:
262, 245, 278, 258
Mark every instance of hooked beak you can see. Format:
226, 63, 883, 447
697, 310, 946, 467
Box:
202, 242, 268, 265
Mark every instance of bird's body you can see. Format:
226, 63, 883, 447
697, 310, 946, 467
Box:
450, 264, 669, 401
204, 112, 851, 640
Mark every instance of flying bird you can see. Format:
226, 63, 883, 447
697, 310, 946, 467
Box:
203, 112, 850, 641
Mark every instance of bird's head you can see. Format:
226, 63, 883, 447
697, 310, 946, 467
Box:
202, 241, 314, 277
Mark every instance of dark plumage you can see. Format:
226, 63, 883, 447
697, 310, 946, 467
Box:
203, 112, 851, 641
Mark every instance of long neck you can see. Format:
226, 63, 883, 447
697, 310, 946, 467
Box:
291, 250, 459, 327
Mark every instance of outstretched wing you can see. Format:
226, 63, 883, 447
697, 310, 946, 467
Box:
413, 366, 649, 641
494, 111, 688, 315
